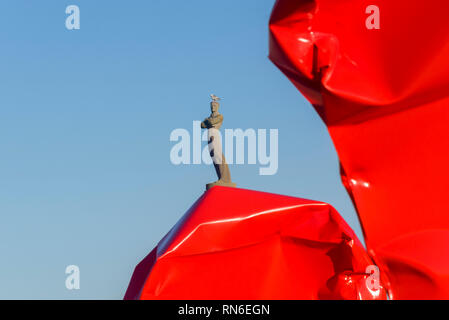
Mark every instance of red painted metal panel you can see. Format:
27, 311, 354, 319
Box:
125, 187, 386, 300
269, 0, 449, 299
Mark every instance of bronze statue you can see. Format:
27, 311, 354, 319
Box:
201, 95, 236, 190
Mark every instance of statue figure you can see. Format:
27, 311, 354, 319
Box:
201, 95, 236, 190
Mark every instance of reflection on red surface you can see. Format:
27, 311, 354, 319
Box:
269, 0, 449, 299
125, 187, 386, 300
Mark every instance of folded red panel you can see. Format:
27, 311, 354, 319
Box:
269, 0, 449, 299
125, 187, 386, 300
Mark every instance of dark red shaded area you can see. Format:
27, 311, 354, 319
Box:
269, 0, 449, 299
124, 248, 157, 300
125, 187, 386, 300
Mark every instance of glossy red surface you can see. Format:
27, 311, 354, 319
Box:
269, 0, 449, 299
125, 187, 386, 300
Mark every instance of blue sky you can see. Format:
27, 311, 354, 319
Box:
0, 1, 362, 299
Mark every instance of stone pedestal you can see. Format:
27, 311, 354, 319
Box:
206, 180, 236, 190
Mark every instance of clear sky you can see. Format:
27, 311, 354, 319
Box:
0, 0, 363, 299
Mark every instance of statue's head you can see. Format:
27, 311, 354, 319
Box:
210, 101, 220, 113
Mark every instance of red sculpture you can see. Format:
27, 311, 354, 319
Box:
269, 0, 449, 299
125, 0, 449, 300
125, 187, 386, 300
